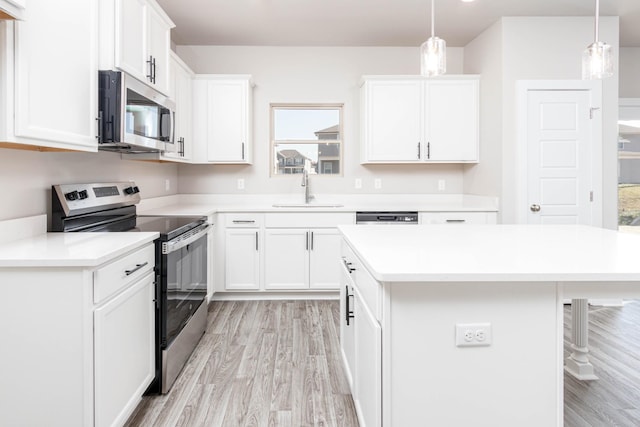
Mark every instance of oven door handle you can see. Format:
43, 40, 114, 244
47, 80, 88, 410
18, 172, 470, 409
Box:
161, 223, 210, 255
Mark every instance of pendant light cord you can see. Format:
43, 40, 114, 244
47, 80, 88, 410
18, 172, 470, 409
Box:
431, 0, 435, 38
594, 0, 599, 43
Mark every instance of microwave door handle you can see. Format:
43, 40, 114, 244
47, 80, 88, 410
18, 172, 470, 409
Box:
171, 110, 176, 146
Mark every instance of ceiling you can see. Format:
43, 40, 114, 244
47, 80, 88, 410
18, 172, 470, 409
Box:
156, 0, 640, 48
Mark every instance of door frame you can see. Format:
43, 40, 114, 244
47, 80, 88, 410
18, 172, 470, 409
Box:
515, 80, 603, 226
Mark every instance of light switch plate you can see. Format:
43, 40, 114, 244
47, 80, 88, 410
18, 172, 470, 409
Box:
374, 178, 382, 190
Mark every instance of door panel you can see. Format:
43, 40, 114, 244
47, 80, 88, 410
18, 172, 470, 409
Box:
526, 90, 592, 225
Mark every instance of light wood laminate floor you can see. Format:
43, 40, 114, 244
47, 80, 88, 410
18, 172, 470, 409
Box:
564, 300, 640, 427
126, 299, 640, 427
125, 300, 358, 427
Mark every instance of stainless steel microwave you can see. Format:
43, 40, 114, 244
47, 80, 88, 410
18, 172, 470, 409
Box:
98, 70, 176, 153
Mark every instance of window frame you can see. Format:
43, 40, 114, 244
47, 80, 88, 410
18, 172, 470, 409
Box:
270, 103, 344, 177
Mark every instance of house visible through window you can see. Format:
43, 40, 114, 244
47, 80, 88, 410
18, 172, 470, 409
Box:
271, 104, 343, 176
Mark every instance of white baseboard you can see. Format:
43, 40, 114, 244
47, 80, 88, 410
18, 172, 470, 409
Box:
210, 291, 339, 301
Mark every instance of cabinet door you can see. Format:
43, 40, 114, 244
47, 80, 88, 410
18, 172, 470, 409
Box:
163, 54, 192, 161
353, 288, 382, 427
94, 272, 155, 427
362, 79, 422, 162
425, 79, 479, 162
206, 79, 251, 163
309, 228, 342, 289
225, 228, 261, 290
354, 287, 382, 427
339, 266, 356, 393
115, 0, 146, 83
146, 3, 171, 95
13, 0, 98, 151
264, 229, 309, 290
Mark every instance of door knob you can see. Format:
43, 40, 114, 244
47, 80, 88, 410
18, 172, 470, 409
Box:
530, 204, 541, 212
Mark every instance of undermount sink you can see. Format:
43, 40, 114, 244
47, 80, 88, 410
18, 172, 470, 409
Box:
272, 203, 344, 208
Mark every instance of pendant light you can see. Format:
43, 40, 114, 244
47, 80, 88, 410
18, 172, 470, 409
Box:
420, 0, 446, 77
582, 0, 613, 79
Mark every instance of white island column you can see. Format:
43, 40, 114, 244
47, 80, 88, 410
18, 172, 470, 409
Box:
564, 298, 598, 380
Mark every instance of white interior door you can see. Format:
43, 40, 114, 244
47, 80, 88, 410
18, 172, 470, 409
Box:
526, 90, 594, 225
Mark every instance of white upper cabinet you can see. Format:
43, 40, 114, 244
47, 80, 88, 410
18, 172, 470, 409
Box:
0, 0, 98, 151
161, 52, 194, 161
361, 75, 479, 164
425, 79, 479, 161
105, 0, 174, 95
361, 79, 423, 162
0, 0, 25, 19
192, 75, 253, 164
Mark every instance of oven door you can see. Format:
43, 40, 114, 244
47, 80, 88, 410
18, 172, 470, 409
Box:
163, 224, 209, 347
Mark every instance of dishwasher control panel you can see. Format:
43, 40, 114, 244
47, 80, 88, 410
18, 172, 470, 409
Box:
355, 211, 419, 224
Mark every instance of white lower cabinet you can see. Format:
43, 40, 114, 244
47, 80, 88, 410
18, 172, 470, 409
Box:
0, 241, 155, 426
94, 271, 155, 427
223, 214, 263, 291
353, 285, 382, 427
225, 228, 261, 290
339, 269, 356, 392
264, 228, 342, 290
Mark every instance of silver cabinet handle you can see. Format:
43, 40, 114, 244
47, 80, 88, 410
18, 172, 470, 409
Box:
417, 142, 421, 159
310, 231, 314, 251
530, 204, 541, 212
233, 220, 255, 224
125, 262, 148, 276
305, 231, 309, 251
446, 219, 466, 223
427, 142, 431, 159
255, 231, 259, 251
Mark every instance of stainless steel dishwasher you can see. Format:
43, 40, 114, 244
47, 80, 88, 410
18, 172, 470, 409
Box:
355, 211, 419, 224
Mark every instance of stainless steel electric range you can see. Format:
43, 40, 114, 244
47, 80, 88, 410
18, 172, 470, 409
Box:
51, 182, 209, 394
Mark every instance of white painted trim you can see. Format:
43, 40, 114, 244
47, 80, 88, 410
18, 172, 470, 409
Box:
556, 284, 564, 427
516, 80, 603, 226
619, 98, 640, 107
210, 291, 339, 301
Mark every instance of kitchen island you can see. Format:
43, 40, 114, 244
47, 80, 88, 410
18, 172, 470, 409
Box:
338, 224, 640, 427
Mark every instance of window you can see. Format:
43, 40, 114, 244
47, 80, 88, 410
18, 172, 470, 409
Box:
271, 104, 343, 176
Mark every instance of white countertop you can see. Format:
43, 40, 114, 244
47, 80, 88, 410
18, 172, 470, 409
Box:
339, 224, 640, 282
0, 232, 159, 267
137, 193, 499, 217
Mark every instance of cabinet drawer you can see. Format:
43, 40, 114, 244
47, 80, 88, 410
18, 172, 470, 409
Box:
342, 241, 381, 321
264, 212, 354, 228
420, 212, 496, 225
225, 213, 263, 227
355, 263, 382, 322
94, 244, 155, 304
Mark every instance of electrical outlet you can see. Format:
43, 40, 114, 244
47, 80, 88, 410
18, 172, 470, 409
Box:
374, 178, 382, 190
438, 179, 446, 191
456, 323, 492, 347
237, 178, 245, 190
355, 178, 362, 189
165, 179, 170, 191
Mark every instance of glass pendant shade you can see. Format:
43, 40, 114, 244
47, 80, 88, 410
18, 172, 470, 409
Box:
420, 36, 446, 77
582, 41, 613, 80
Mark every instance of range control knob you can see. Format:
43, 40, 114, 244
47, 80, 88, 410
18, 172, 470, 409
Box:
132, 186, 140, 194
64, 191, 79, 201
78, 190, 88, 200
124, 186, 135, 195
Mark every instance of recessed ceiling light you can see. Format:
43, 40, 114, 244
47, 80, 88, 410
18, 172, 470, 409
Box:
461, 0, 475, 2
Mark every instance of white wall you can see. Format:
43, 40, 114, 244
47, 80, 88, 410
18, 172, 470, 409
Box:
620, 48, 640, 97
0, 149, 178, 222
176, 45, 466, 195
463, 17, 619, 228
462, 21, 503, 207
